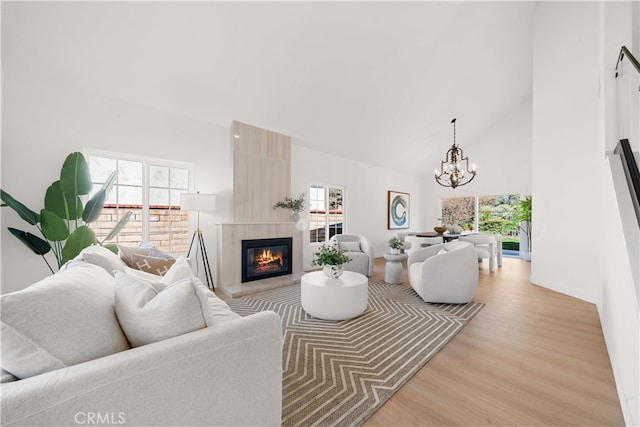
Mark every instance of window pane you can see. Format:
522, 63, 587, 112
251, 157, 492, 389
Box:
170, 168, 189, 190
118, 186, 142, 206
149, 165, 169, 187
170, 189, 186, 207
441, 197, 475, 231
149, 188, 170, 206
478, 194, 519, 237
118, 208, 143, 246
309, 185, 325, 243
89, 156, 116, 184
119, 160, 142, 186
328, 188, 343, 238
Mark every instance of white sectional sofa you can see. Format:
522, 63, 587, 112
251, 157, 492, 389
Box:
1, 246, 283, 427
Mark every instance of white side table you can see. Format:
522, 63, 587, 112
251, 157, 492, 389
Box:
300, 271, 368, 320
383, 252, 408, 284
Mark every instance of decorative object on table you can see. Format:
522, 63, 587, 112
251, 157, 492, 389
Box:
434, 218, 448, 234
447, 223, 463, 234
181, 191, 217, 289
312, 243, 351, 279
434, 118, 477, 189
388, 236, 404, 254
515, 195, 532, 261
226, 280, 484, 427
273, 192, 306, 222
387, 190, 410, 229
0, 152, 131, 272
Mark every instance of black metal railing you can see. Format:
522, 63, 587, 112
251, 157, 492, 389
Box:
614, 139, 640, 227
615, 45, 640, 83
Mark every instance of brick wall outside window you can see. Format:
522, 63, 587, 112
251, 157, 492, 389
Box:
92, 206, 189, 253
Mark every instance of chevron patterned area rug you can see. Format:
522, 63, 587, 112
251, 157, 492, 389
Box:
226, 278, 484, 427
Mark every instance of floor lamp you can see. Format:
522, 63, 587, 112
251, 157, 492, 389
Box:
181, 192, 216, 290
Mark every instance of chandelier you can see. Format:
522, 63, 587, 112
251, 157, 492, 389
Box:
434, 118, 477, 189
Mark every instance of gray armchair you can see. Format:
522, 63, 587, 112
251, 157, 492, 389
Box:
329, 234, 374, 277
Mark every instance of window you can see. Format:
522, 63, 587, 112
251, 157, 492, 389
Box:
86, 151, 193, 253
441, 196, 476, 231
309, 185, 345, 244
441, 194, 522, 253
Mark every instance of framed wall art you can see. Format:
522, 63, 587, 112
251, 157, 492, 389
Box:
387, 191, 410, 229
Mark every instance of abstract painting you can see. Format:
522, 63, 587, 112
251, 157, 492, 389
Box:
387, 191, 410, 229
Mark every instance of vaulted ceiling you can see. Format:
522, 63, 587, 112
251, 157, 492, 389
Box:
3, 1, 536, 176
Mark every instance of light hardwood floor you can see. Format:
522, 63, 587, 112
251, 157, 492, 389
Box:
364, 256, 624, 427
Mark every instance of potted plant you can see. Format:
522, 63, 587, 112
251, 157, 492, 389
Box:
1, 152, 131, 273
273, 192, 306, 222
388, 236, 404, 254
515, 195, 532, 261
312, 243, 352, 279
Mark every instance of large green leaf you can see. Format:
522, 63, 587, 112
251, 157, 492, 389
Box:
60, 152, 92, 196
40, 209, 69, 241
61, 225, 96, 264
102, 210, 132, 242
103, 243, 118, 255
102, 170, 118, 194
82, 189, 106, 223
8, 227, 51, 255
1, 190, 39, 225
45, 181, 83, 220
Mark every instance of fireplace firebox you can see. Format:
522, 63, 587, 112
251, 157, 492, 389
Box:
241, 237, 293, 283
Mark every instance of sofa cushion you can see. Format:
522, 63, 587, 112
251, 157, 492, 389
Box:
114, 259, 216, 347
74, 244, 126, 277
167, 258, 241, 324
0, 263, 130, 379
131, 253, 176, 276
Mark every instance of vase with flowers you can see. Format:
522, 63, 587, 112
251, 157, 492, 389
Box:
312, 243, 352, 279
388, 236, 404, 254
273, 192, 306, 222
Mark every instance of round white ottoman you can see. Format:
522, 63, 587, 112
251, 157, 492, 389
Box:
300, 271, 368, 320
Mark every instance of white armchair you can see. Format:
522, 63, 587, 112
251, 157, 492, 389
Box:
407, 241, 479, 304
329, 234, 374, 277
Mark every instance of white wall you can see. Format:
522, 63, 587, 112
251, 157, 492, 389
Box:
600, 2, 640, 425
531, 2, 603, 303
1, 70, 232, 293
0, 61, 429, 291
292, 144, 425, 269
424, 98, 533, 225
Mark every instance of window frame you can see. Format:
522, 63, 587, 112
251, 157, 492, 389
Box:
309, 184, 346, 246
84, 149, 194, 249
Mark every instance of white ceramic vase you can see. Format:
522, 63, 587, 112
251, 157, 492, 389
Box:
323, 264, 344, 279
291, 212, 300, 222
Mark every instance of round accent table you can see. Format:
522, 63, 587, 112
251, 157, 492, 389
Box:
300, 271, 368, 320
383, 252, 408, 284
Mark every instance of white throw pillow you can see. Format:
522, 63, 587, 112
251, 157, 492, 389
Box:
0, 263, 130, 379
75, 244, 126, 277
114, 265, 215, 347
163, 257, 240, 324
339, 241, 361, 252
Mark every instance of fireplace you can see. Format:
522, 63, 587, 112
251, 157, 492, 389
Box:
241, 237, 293, 283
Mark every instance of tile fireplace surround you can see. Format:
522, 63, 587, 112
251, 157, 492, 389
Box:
216, 222, 303, 298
